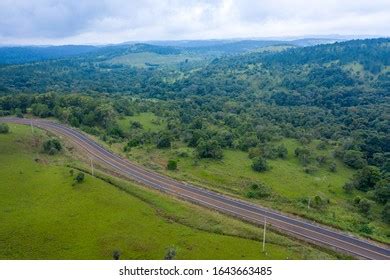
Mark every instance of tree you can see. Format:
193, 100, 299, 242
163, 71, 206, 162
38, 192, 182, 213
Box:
343, 150, 366, 169
382, 203, 390, 224
31, 103, 51, 118
156, 133, 171, 149
357, 198, 371, 215
167, 160, 177, 170
196, 140, 223, 159
353, 166, 381, 192
112, 250, 121, 260
164, 247, 176, 260
343, 182, 355, 193
251, 156, 269, 172
245, 183, 271, 199
75, 172, 85, 184
294, 147, 311, 166
43, 138, 62, 155
130, 121, 143, 129
276, 144, 288, 159
0, 123, 9, 134
329, 162, 337, 172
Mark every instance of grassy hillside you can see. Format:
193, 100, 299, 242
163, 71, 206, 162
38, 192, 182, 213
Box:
0, 124, 341, 259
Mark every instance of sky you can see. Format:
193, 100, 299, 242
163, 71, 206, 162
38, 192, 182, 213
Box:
0, 0, 389, 45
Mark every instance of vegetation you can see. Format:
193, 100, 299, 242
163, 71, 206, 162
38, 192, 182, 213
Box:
0, 38, 389, 244
0, 124, 341, 259
0, 123, 9, 134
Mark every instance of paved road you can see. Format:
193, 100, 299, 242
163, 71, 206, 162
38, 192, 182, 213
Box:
2, 117, 390, 260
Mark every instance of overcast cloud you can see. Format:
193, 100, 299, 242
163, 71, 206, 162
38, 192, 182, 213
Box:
0, 0, 389, 45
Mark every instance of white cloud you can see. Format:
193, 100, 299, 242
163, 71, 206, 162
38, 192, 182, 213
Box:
0, 0, 389, 45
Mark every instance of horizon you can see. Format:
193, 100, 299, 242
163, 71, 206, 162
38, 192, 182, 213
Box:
1, 34, 388, 47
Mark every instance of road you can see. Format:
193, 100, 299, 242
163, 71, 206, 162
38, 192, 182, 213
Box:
1, 117, 390, 260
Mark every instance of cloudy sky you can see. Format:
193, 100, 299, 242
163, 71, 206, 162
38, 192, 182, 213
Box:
0, 0, 389, 45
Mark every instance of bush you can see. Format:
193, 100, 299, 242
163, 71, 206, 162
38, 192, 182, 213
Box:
251, 156, 269, 172
0, 123, 9, 134
382, 203, 390, 224
112, 250, 121, 260
303, 165, 318, 174
43, 138, 62, 155
311, 195, 329, 209
164, 247, 176, 260
75, 172, 85, 184
329, 162, 337, 172
342, 182, 355, 193
156, 133, 171, 149
276, 144, 288, 159
130, 121, 143, 129
358, 198, 371, 215
167, 160, 177, 170
245, 183, 272, 199
343, 150, 366, 169
196, 140, 223, 159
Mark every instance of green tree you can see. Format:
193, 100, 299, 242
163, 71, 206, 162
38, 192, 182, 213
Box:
343, 150, 366, 169
382, 203, 390, 224
353, 166, 381, 192
251, 156, 269, 172
196, 140, 223, 159
43, 138, 62, 155
357, 198, 371, 215
276, 144, 288, 159
75, 172, 85, 184
156, 133, 171, 149
0, 123, 9, 134
167, 160, 177, 170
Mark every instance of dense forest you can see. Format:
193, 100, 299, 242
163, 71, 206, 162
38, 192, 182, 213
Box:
0, 38, 389, 231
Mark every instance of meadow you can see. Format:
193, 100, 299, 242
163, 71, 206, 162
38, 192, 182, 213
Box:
0, 124, 341, 259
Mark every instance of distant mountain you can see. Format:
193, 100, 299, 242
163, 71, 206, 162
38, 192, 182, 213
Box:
0, 45, 99, 65
0, 38, 344, 65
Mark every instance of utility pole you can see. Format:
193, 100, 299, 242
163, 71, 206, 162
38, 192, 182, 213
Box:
308, 198, 311, 209
30, 120, 34, 133
262, 218, 267, 252
90, 157, 94, 176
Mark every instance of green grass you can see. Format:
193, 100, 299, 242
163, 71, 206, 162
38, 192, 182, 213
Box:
117, 112, 164, 132
123, 138, 390, 244
0, 124, 341, 259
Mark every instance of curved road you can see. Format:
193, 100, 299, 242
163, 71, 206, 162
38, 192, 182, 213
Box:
1, 117, 389, 260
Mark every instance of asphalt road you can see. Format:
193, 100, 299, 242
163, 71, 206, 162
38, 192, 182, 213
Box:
2, 117, 390, 260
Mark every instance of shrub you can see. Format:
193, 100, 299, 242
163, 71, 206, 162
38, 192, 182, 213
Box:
251, 156, 269, 172
112, 250, 121, 260
303, 165, 318, 174
276, 144, 288, 159
196, 140, 223, 159
0, 123, 9, 134
43, 138, 62, 155
245, 183, 272, 199
311, 195, 329, 209
156, 133, 171, 149
75, 172, 85, 184
342, 182, 355, 193
358, 198, 371, 215
167, 160, 177, 170
130, 121, 143, 129
382, 203, 390, 224
343, 150, 366, 169
164, 247, 176, 260
329, 162, 337, 172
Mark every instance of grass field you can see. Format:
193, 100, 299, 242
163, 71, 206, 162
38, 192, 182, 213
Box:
0, 124, 342, 259
117, 112, 164, 132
